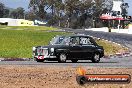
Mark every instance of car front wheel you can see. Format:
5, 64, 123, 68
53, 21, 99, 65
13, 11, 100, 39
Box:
71, 59, 78, 63
58, 53, 67, 63
91, 53, 100, 63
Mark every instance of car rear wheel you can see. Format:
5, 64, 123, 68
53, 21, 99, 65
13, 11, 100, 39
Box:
71, 59, 78, 63
91, 53, 100, 63
58, 53, 67, 63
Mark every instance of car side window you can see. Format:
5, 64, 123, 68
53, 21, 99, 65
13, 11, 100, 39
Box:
70, 37, 80, 45
80, 37, 93, 45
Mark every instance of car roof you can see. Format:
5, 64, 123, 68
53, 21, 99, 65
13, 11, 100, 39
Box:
55, 34, 93, 39
66, 34, 93, 38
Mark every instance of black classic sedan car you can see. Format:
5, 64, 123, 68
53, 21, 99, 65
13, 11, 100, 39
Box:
32, 35, 104, 63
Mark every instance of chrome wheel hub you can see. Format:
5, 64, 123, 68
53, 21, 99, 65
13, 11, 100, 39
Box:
94, 54, 100, 61
60, 54, 66, 61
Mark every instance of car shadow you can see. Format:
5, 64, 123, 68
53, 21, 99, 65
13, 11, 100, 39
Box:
43, 61, 118, 63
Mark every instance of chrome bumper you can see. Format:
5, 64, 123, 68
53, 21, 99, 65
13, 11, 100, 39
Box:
34, 55, 57, 59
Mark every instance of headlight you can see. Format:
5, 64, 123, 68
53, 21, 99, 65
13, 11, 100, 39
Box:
51, 48, 54, 52
32, 47, 36, 51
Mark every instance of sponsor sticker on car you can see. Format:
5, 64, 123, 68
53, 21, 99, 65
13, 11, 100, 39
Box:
38, 56, 44, 60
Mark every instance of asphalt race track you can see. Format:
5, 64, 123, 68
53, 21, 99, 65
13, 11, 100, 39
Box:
0, 57, 132, 68
0, 29, 132, 67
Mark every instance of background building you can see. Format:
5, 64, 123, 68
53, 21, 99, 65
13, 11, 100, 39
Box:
0, 18, 34, 26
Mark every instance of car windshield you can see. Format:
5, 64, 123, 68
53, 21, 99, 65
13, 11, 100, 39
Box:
49, 36, 65, 45
60, 37, 70, 45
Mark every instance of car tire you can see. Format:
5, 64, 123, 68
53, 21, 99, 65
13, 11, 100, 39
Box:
91, 53, 100, 63
71, 59, 78, 63
58, 53, 67, 63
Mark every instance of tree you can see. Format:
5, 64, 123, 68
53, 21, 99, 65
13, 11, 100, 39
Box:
29, 0, 47, 20
16, 7, 25, 19
3, 8, 9, 18
10, 7, 25, 19
25, 11, 37, 20
63, 0, 81, 27
46, 0, 64, 26
0, 2, 10, 18
10, 10, 17, 18
60, 0, 103, 28
29, 0, 65, 26
0, 2, 5, 17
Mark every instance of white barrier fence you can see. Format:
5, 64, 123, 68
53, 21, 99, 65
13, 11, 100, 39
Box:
85, 27, 109, 32
85, 27, 132, 34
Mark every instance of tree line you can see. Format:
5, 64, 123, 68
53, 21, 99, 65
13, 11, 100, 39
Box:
0, 2, 25, 19
28, 0, 113, 28
0, 0, 113, 28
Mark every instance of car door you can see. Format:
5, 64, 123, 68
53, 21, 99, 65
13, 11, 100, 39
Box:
68, 37, 83, 59
80, 37, 96, 59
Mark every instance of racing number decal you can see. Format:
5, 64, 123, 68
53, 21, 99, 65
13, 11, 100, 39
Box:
80, 38, 92, 45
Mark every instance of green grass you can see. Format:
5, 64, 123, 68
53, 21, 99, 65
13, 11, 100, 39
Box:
0, 26, 66, 58
0, 26, 57, 30
96, 39, 128, 56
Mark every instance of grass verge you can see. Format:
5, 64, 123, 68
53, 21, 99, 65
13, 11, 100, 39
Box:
97, 39, 128, 56
0, 26, 66, 58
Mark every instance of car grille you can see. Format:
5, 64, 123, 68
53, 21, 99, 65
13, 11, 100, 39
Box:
37, 48, 48, 56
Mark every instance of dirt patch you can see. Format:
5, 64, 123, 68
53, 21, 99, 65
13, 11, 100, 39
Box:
0, 66, 131, 88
